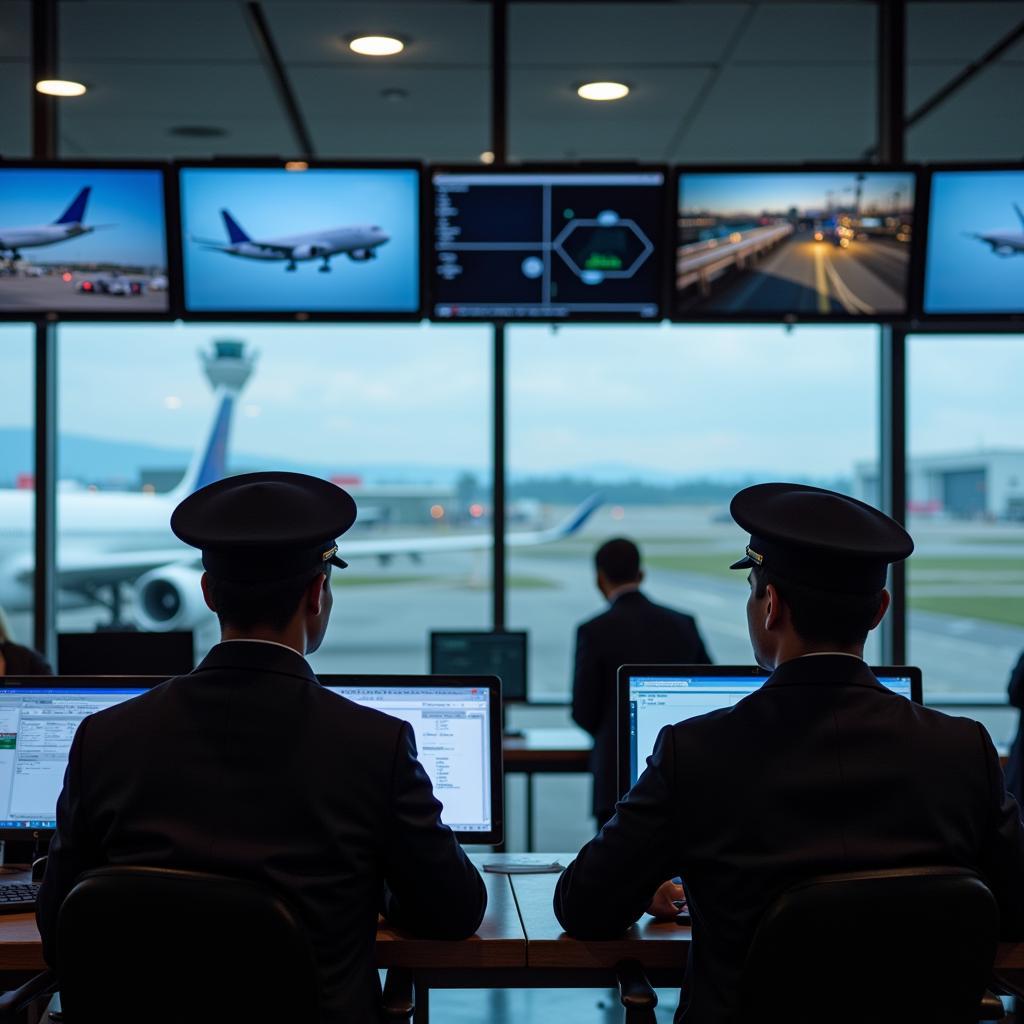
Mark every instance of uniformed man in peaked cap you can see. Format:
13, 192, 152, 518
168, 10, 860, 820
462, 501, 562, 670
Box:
555, 483, 1024, 1024
39, 472, 486, 1023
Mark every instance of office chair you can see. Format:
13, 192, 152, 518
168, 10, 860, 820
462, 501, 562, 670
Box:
738, 866, 1004, 1023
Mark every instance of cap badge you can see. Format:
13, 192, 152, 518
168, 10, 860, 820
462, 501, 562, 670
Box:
322, 544, 338, 562
746, 545, 764, 565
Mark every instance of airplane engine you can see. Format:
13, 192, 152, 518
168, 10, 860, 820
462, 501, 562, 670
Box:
291, 244, 327, 261
347, 249, 375, 261
133, 565, 209, 632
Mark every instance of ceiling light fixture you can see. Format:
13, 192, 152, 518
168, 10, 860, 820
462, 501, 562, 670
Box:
480, 151, 495, 165
349, 35, 405, 57
577, 81, 630, 102
35, 79, 86, 97
284, 160, 309, 172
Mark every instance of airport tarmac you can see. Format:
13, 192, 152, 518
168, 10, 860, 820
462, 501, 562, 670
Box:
0, 273, 168, 312
678, 230, 908, 315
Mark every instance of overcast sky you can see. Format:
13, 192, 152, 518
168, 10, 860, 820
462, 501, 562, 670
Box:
3, 323, 1017, 481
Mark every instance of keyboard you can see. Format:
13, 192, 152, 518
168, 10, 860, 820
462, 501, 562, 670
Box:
0, 882, 39, 914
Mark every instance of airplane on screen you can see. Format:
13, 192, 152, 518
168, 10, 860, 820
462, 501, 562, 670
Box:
971, 203, 1024, 257
0, 341, 600, 635
193, 210, 390, 273
0, 187, 96, 260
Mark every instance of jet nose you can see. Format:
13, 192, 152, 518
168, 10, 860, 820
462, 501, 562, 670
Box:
378, 231, 390, 244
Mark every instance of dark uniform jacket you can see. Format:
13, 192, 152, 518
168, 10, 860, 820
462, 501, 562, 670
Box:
1004, 651, 1024, 804
572, 590, 710, 819
555, 654, 1024, 1024
38, 640, 487, 1023
0, 640, 52, 675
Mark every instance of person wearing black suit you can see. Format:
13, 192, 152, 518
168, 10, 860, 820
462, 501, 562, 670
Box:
1003, 651, 1024, 804
38, 473, 486, 1024
556, 484, 1024, 1024
572, 538, 710, 826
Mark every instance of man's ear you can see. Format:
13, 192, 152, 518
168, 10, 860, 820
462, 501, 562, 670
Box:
764, 582, 783, 631
306, 573, 328, 616
200, 572, 217, 613
869, 589, 891, 631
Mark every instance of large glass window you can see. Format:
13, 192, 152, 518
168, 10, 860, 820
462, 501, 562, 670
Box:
508, 323, 881, 701
907, 333, 1024, 744
56, 322, 491, 672
0, 324, 35, 654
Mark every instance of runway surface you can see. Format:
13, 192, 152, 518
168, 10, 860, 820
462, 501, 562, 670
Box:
0, 273, 168, 311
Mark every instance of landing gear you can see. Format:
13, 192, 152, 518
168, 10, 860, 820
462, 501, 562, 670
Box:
286, 261, 297, 272
318, 258, 332, 273
81, 581, 132, 628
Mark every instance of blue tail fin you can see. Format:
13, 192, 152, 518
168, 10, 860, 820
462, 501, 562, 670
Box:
192, 393, 234, 491
55, 187, 90, 225
1016, 204, 1024, 232
221, 209, 250, 244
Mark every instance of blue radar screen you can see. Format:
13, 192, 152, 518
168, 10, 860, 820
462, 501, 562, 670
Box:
432, 170, 666, 319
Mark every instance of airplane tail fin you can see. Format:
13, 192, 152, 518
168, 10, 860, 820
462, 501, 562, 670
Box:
55, 186, 91, 225
221, 209, 250, 244
170, 390, 236, 500
507, 494, 603, 548
1015, 204, 1024, 232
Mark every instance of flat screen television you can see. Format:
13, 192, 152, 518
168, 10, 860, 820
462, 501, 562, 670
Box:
175, 161, 423, 319
673, 166, 918, 321
0, 162, 171, 318
430, 165, 669, 321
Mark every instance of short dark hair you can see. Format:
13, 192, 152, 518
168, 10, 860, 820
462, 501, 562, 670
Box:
595, 538, 642, 585
206, 565, 329, 631
751, 565, 883, 646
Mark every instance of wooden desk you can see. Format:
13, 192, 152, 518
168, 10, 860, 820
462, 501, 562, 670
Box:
502, 728, 592, 851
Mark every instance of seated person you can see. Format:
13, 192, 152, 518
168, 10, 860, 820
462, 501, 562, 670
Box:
0, 607, 52, 675
38, 472, 486, 1023
572, 538, 710, 826
1004, 650, 1024, 806
555, 484, 1024, 1024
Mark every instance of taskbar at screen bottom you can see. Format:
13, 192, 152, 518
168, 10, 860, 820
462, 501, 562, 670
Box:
0, 820, 54, 830
434, 303, 660, 319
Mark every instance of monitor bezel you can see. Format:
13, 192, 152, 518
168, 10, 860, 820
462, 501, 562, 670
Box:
669, 162, 923, 325
56, 630, 194, 675
428, 629, 529, 704
0, 158, 178, 323
318, 672, 504, 845
616, 662, 923, 797
0, 676, 164, 842
171, 158, 426, 322
915, 162, 1024, 323
427, 161, 672, 323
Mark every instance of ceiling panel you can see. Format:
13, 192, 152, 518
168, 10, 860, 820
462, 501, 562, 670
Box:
0, 1, 29, 60
907, 2, 1024, 61
731, 2, 875, 61
0, 63, 31, 157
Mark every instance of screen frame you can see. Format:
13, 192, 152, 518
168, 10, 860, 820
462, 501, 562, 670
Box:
0, 158, 178, 323
171, 158, 426, 322
669, 162, 924, 324
428, 629, 528, 704
915, 162, 1024, 323
616, 662, 923, 797
0, 675, 164, 841
318, 672, 504, 845
428, 161, 672, 323
56, 630, 194, 675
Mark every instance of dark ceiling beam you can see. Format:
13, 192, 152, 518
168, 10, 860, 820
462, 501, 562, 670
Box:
877, 0, 905, 163
244, 1, 316, 159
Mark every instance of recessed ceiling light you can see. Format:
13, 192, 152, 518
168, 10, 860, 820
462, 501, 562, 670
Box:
35, 79, 86, 98
169, 125, 228, 138
284, 160, 309, 172
349, 35, 405, 57
480, 151, 495, 165
577, 81, 630, 102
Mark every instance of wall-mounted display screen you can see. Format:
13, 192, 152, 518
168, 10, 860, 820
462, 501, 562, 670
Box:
923, 169, 1024, 317
431, 168, 667, 320
674, 169, 916, 319
0, 165, 170, 316
178, 165, 421, 317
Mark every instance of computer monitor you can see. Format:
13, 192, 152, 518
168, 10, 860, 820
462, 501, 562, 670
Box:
430, 165, 668, 320
0, 162, 171, 319
175, 161, 422, 319
429, 631, 527, 703
921, 166, 1024, 319
320, 675, 503, 845
57, 631, 194, 676
673, 166, 918, 320
0, 678, 163, 835
618, 664, 923, 795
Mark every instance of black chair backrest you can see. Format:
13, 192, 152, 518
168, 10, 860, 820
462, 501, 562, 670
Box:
739, 866, 999, 1024
56, 865, 320, 1024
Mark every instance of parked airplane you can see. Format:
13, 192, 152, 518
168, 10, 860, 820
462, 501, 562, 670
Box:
0, 340, 600, 634
972, 204, 1024, 256
0, 187, 95, 261
194, 210, 390, 272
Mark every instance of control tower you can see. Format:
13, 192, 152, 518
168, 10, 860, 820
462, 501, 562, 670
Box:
200, 338, 257, 394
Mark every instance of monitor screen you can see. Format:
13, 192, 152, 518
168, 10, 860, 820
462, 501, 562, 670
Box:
177, 165, 421, 316
0, 165, 170, 315
674, 169, 916, 318
0, 682, 155, 830
923, 169, 1024, 316
431, 168, 667, 320
57, 631, 194, 676
620, 665, 920, 791
429, 631, 527, 702
322, 676, 502, 843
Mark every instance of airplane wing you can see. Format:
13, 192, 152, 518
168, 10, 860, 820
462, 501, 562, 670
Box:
13, 548, 198, 592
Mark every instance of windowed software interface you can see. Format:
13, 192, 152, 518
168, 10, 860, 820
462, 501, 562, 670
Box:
627, 672, 914, 787
327, 684, 493, 834
0, 687, 146, 829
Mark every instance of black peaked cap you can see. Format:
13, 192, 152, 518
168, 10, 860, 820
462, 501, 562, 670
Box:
171, 471, 357, 583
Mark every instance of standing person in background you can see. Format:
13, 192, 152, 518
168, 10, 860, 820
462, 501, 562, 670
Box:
572, 538, 711, 828
0, 606, 52, 675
